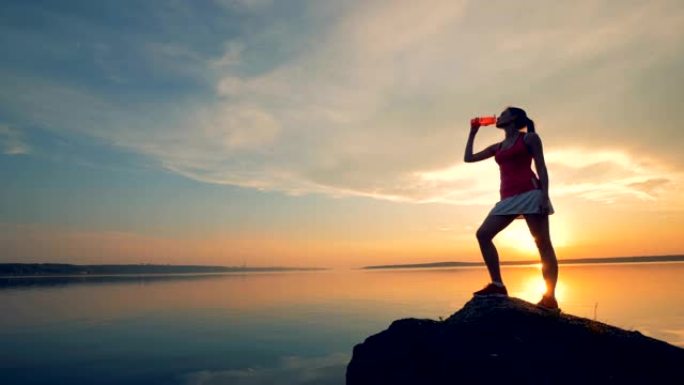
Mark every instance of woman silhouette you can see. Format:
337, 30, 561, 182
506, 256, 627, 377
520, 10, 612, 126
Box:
464, 107, 559, 310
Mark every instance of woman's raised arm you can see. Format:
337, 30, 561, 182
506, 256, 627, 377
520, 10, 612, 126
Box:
464, 124, 498, 163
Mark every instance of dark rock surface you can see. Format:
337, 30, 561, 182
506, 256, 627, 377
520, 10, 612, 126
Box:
347, 296, 684, 385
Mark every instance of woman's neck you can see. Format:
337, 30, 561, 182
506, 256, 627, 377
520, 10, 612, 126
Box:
504, 127, 520, 139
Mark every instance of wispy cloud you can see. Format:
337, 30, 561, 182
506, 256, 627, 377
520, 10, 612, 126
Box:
215, 0, 274, 12
414, 146, 683, 205
1, 0, 683, 206
0, 124, 30, 155
545, 148, 680, 204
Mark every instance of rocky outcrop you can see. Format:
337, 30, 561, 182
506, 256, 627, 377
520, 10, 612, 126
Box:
347, 296, 683, 385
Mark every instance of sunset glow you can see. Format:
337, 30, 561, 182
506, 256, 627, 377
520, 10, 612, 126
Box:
2, 3, 684, 385
513, 269, 568, 304
1, 0, 683, 268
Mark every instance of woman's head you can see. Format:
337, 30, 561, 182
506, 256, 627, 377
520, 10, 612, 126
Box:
496, 107, 535, 133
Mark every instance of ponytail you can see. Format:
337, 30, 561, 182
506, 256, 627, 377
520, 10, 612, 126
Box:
507, 106, 536, 133
526, 118, 536, 133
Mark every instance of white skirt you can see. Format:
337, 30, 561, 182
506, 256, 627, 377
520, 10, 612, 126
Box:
489, 189, 554, 218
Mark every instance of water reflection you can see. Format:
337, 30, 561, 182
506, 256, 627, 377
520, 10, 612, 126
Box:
179, 353, 347, 385
2, 264, 682, 328
2, 264, 682, 332
0, 273, 234, 290
508, 265, 568, 304
0, 263, 682, 385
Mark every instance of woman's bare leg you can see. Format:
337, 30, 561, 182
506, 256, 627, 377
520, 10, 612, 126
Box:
524, 214, 558, 297
476, 214, 517, 284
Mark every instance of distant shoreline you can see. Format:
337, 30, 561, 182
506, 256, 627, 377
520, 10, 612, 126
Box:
362, 255, 684, 270
0, 263, 326, 278
2, 255, 682, 277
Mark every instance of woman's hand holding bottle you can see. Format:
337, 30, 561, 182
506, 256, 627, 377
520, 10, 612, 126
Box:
470, 117, 481, 134
470, 115, 496, 134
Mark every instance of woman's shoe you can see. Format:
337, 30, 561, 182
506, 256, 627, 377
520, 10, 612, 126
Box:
537, 295, 560, 312
473, 283, 508, 297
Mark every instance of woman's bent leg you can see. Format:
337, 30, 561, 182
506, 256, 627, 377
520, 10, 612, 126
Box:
524, 214, 558, 297
476, 215, 517, 284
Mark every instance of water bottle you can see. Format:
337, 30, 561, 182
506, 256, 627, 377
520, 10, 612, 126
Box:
472, 115, 497, 126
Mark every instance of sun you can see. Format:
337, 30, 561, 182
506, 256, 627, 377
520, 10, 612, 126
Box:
514, 273, 567, 303
497, 219, 571, 256
498, 220, 540, 255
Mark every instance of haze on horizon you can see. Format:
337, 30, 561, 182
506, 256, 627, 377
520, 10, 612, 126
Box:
1, 0, 683, 268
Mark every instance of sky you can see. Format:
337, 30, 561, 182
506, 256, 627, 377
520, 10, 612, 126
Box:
1, 0, 683, 268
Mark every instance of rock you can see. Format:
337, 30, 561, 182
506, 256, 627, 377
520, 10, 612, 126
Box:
346, 296, 684, 385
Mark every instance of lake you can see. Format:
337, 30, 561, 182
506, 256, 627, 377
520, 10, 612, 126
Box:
1, 263, 683, 385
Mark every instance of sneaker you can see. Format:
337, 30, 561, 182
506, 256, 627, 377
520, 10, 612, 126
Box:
537, 295, 560, 312
473, 283, 508, 297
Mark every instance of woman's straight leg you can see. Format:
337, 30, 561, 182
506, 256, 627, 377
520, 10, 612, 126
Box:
524, 214, 558, 297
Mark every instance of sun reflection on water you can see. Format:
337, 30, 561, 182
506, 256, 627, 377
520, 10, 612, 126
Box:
510, 265, 567, 304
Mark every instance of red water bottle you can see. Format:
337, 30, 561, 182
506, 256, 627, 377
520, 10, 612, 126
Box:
472, 115, 496, 126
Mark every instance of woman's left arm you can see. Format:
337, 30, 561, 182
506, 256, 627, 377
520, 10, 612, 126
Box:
525, 133, 551, 209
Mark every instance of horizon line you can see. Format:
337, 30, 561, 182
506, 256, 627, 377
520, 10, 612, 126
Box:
361, 254, 684, 270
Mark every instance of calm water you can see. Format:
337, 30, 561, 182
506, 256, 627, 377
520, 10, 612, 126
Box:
1, 263, 683, 385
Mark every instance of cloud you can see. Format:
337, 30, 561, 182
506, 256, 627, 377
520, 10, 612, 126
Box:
180, 353, 347, 385
628, 178, 670, 195
0, 124, 30, 155
139, 0, 684, 205
1, 1, 683, 206
544, 148, 681, 203
412, 146, 684, 205
214, 0, 274, 12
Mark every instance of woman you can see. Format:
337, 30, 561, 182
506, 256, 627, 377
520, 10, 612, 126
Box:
463, 107, 559, 310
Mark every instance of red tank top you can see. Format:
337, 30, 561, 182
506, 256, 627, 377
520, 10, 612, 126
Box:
494, 134, 539, 199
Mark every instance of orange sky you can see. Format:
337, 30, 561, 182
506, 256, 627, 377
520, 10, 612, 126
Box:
1, 1, 683, 268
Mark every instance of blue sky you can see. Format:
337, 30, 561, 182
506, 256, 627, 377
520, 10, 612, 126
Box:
2, 0, 683, 267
